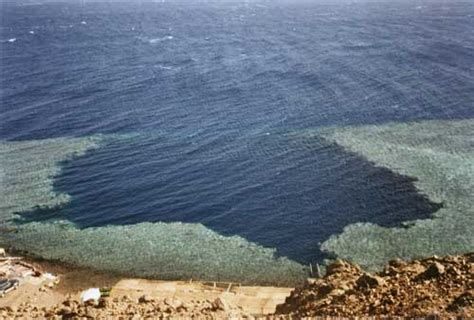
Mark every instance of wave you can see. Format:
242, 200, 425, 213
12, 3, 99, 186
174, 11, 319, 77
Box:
1, 38, 17, 43
0, 136, 306, 285
155, 64, 174, 70
150, 36, 173, 43
137, 35, 174, 44
317, 119, 474, 270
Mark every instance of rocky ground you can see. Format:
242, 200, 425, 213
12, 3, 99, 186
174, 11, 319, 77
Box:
1, 295, 252, 319
276, 253, 474, 318
0, 253, 472, 318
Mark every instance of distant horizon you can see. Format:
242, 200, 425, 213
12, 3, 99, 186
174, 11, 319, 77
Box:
1, 0, 466, 5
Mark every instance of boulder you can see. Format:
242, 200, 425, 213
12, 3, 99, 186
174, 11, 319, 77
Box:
388, 258, 405, 268
97, 298, 110, 308
212, 297, 230, 311
325, 259, 347, 276
138, 295, 154, 304
420, 262, 445, 279
447, 290, 474, 312
318, 284, 335, 296
356, 273, 386, 289
330, 289, 346, 296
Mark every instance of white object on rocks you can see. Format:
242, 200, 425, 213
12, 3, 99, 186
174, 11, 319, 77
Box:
43, 273, 57, 280
80, 288, 101, 303
0, 248, 5, 256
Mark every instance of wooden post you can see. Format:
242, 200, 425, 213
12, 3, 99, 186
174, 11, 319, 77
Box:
316, 263, 322, 278
309, 263, 314, 277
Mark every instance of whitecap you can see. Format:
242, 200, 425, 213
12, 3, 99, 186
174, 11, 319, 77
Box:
155, 64, 174, 70
139, 35, 174, 44
149, 35, 173, 43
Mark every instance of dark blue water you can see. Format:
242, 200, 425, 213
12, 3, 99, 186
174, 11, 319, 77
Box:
1, 1, 473, 265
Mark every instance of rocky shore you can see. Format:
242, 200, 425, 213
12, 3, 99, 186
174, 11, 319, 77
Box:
3, 295, 252, 319
277, 253, 474, 318
0, 252, 472, 318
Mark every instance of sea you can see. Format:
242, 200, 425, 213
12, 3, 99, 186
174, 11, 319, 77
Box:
0, 0, 473, 285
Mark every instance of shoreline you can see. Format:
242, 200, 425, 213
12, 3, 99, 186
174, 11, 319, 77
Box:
5, 247, 301, 290
1, 248, 472, 318
4, 247, 126, 294
0, 248, 295, 317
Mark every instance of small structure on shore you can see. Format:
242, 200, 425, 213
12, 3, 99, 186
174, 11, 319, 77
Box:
0, 248, 58, 298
